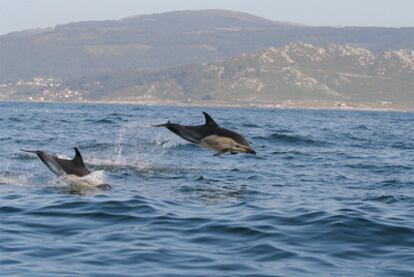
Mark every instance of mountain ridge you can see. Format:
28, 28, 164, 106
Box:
1, 9, 414, 82
2, 9, 296, 37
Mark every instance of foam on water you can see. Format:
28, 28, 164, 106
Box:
59, 170, 106, 190
0, 171, 28, 186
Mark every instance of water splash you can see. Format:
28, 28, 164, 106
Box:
0, 171, 28, 186
58, 170, 107, 193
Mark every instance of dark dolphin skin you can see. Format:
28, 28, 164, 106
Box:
154, 112, 256, 155
21, 148, 110, 189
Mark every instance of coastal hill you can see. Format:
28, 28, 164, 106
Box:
1, 9, 414, 82
70, 43, 414, 109
4, 43, 413, 109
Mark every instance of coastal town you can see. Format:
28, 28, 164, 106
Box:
0, 77, 84, 101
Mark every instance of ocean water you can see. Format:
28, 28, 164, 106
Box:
0, 102, 413, 276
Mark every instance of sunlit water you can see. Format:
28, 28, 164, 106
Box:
1, 102, 413, 276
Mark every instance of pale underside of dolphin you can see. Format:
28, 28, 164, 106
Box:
21, 148, 110, 189
154, 112, 256, 155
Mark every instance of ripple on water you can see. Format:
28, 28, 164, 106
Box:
1, 103, 414, 276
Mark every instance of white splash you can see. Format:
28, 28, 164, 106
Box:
86, 156, 152, 172
0, 173, 28, 186
59, 170, 107, 191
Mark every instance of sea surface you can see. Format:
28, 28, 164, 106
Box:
1, 102, 413, 276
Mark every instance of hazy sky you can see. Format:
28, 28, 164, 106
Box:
1, 0, 414, 35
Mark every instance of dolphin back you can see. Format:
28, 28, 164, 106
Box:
154, 112, 227, 144
167, 123, 209, 144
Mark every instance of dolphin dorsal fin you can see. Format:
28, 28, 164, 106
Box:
203, 112, 218, 127
73, 148, 86, 167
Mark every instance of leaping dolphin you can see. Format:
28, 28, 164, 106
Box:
154, 112, 256, 155
21, 148, 110, 189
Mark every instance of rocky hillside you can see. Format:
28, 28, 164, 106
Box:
1, 9, 414, 82
78, 43, 414, 107
5, 43, 413, 109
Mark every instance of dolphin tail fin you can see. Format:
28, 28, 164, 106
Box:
73, 148, 86, 167
152, 121, 171, 127
203, 112, 218, 127
21, 149, 66, 176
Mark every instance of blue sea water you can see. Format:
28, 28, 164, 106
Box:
0, 101, 413, 276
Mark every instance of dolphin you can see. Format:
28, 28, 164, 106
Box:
154, 112, 256, 155
21, 148, 110, 189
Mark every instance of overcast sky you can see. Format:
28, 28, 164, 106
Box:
1, 0, 414, 35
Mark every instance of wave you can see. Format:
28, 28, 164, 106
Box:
363, 194, 412, 204
241, 123, 259, 128
230, 243, 297, 261
346, 163, 412, 174
85, 118, 116, 124
23, 196, 158, 221
352, 124, 370, 130
255, 133, 327, 146
390, 141, 414, 149
7, 117, 24, 123
271, 149, 312, 156
368, 179, 413, 189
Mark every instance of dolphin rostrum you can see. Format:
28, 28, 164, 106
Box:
154, 112, 256, 155
21, 148, 110, 189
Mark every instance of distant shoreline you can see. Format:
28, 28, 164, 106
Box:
1, 99, 412, 112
